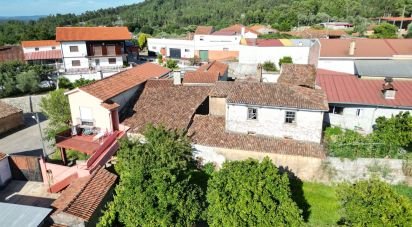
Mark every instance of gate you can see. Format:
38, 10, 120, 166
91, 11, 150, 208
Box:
9, 155, 43, 182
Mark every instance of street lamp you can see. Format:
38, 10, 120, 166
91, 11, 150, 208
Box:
32, 112, 47, 159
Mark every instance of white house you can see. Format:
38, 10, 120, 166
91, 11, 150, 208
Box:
238, 39, 320, 67
21, 40, 62, 67
319, 22, 353, 30
56, 26, 132, 81
318, 39, 412, 74
148, 24, 259, 62
317, 69, 412, 133
65, 63, 170, 133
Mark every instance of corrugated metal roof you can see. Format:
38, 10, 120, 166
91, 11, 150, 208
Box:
355, 60, 412, 78
0, 202, 51, 227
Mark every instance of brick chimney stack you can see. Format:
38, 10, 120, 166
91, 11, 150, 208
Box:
382, 77, 396, 99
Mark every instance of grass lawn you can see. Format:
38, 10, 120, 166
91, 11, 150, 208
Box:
302, 182, 340, 226
300, 182, 412, 226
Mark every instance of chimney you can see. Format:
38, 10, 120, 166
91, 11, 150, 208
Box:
173, 71, 181, 85
382, 77, 396, 99
349, 40, 356, 56
241, 26, 245, 36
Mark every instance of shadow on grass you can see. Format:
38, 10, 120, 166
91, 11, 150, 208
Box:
279, 166, 311, 222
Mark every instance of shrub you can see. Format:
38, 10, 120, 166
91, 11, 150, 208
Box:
279, 56, 293, 67
166, 59, 178, 69
337, 179, 412, 226
16, 70, 39, 93
372, 23, 398, 38
58, 77, 73, 89
262, 61, 278, 71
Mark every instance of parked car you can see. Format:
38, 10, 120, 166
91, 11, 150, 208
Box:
39, 80, 55, 89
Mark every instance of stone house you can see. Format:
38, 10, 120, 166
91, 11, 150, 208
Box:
0, 101, 23, 135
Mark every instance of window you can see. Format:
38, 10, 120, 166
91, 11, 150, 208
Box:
329, 106, 344, 115
247, 107, 257, 120
79, 107, 93, 126
223, 48, 229, 51
356, 109, 361, 117
72, 60, 81, 67
107, 45, 116, 55
200, 36, 204, 41
93, 45, 103, 56
52, 46, 56, 50
108, 58, 117, 64
152, 46, 157, 50
35, 47, 39, 51
69, 46, 79, 52
95, 59, 100, 66
285, 111, 296, 124
185, 49, 190, 52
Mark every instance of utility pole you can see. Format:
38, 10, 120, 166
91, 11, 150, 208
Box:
400, 5, 406, 30
32, 113, 47, 159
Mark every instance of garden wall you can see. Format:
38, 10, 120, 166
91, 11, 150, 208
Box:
193, 145, 410, 185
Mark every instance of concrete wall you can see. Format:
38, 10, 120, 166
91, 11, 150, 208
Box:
226, 104, 324, 143
148, 38, 195, 58
0, 156, 12, 188
111, 85, 141, 112
207, 50, 239, 61
238, 45, 311, 66
61, 41, 87, 58
209, 97, 226, 116
308, 40, 320, 67
194, 34, 241, 51
318, 59, 355, 74
62, 71, 118, 82
67, 89, 113, 132
0, 94, 45, 113
326, 105, 411, 133
23, 45, 60, 53
0, 112, 24, 135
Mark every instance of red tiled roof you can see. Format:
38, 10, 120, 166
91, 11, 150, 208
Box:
195, 26, 214, 35
226, 82, 329, 111
79, 63, 170, 101
24, 50, 62, 60
285, 29, 347, 38
123, 79, 211, 133
51, 167, 117, 221
56, 27, 132, 41
183, 61, 228, 84
21, 40, 60, 48
317, 69, 412, 108
101, 101, 120, 110
245, 38, 284, 47
188, 115, 326, 158
0, 46, 24, 62
213, 24, 259, 35
278, 64, 317, 88
319, 39, 412, 58
381, 17, 412, 22
0, 101, 22, 119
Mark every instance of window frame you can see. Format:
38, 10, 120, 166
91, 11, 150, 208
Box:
71, 60, 81, 67
69, 46, 79, 52
34, 47, 39, 51
247, 107, 258, 120
108, 58, 117, 64
285, 111, 296, 124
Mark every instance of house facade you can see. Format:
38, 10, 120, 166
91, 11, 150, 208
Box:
148, 24, 259, 61
56, 27, 132, 80
317, 69, 412, 133
22, 40, 63, 69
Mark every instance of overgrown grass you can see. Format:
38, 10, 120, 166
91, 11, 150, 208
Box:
302, 182, 340, 226
393, 184, 412, 200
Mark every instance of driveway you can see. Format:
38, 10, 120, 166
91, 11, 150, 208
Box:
0, 114, 54, 156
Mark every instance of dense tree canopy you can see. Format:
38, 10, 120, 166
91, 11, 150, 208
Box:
337, 179, 412, 226
1, 0, 411, 45
98, 125, 205, 227
207, 158, 303, 226
372, 22, 398, 38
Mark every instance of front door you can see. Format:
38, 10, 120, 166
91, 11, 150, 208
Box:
199, 50, 208, 62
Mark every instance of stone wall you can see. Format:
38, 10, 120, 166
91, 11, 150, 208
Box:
194, 144, 410, 185
0, 94, 45, 113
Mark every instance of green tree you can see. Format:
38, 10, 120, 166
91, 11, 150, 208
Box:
157, 54, 163, 64
0, 73, 15, 97
262, 61, 278, 71
98, 125, 205, 227
72, 78, 95, 88
207, 158, 303, 226
166, 59, 179, 69
337, 179, 412, 226
137, 33, 150, 49
15, 70, 39, 94
373, 112, 412, 149
279, 56, 293, 67
407, 23, 412, 38
39, 89, 71, 141
373, 22, 398, 38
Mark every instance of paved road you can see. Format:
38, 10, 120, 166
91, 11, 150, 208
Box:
0, 118, 54, 156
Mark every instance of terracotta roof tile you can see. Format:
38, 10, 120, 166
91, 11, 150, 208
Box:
21, 40, 60, 48
226, 82, 329, 111
124, 79, 211, 133
317, 69, 412, 108
319, 39, 412, 58
244, 38, 284, 47
0, 46, 24, 62
51, 167, 117, 221
285, 29, 347, 38
79, 63, 170, 101
188, 115, 326, 158
56, 27, 132, 41
278, 64, 317, 88
195, 26, 214, 35
183, 61, 228, 84
0, 101, 22, 119
24, 50, 62, 60
0, 152, 7, 160
213, 24, 259, 35
209, 81, 237, 97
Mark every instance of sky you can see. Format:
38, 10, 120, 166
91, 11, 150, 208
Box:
0, 0, 142, 17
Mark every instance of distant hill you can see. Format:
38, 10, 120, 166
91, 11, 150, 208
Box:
0, 0, 410, 45
0, 15, 46, 22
